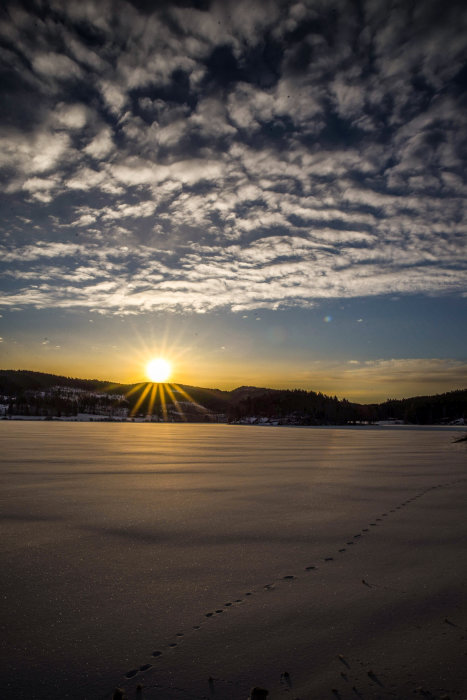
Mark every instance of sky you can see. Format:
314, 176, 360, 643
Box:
0, 0, 466, 402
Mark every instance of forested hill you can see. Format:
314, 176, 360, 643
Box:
0, 369, 113, 394
0, 369, 231, 414
0, 369, 465, 425
227, 387, 466, 424
366, 389, 467, 425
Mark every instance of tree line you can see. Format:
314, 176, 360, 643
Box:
0, 370, 465, 424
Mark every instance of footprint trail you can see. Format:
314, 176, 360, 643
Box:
114, 476, 467, 696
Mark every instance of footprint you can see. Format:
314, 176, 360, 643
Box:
125, 670, 139, 679
264, 584, 274, 590
245, 592, 252, 596
139, 664, 152, 672
193, 625, 200, 630
305, 565, 316, 570
353, 534, 361, 538
280, 671, 292, 689
339, 548, 346, 552
367, 670, 383, 686
205, 612, 214, 617
346, 541, 354, 545
215, 609, 223, 613
362, 528, 369, 532
324, 557, 334, 561
152, 651, 162, 658
235, 599, 243, 603
338, 654, 350, 668
225, 602, 232, 606
169, 643, 177, 647
283, 575, 295, 580
176, 633, 184, 637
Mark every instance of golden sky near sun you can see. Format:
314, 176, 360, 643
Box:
4, 338, 466, 404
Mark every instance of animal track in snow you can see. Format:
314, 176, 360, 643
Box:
117, 476, 467, 693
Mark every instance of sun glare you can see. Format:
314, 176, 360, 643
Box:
146, 357, 172, 383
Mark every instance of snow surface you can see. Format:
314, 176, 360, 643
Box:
0, 423, 466, 699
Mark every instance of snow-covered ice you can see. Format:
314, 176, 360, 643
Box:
1, 423, 466, 699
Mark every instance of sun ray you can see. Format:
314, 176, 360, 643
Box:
159, 383, 168, 421
101, 382, 126, 394
148, 382, 159, 418
165, 384, 187, 421
131, 382, 152, 416
125, 382, 146, 398
172, 384, 208, 413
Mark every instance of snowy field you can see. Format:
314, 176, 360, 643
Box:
1, 423, 466, 699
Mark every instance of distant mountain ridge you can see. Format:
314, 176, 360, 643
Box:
0, 369, 466, 425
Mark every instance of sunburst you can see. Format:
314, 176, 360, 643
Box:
108, 322, 212, 421
122, 356, 208, 421
146, 357, 171, 383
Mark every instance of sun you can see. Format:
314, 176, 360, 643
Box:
146, 357, 172, 383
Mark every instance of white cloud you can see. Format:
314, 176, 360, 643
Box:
53, 103, 88, 129
0, 0, 465, 318
99, 80, 127, 115
84, 128, 114, 159
1, 230, 465, 315
0, 242, 82, 262
189, 96, 237, 138
32, 53, 83, 80
0, 129, 71, 177
65, 167, 107, 191
22, 176, 58, 193
101, 201, 157, 221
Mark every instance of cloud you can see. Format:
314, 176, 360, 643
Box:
0, 0, 465, 316
0, 230, 465, 315
0, 242, 83, 263
53, 103, 88, 129
32, 52, 83, 81
358, 358, 467, 384
0, 129, 71, 178
99, 80, 127, 115
300, 357, 467, 401
84, 128, 114, 159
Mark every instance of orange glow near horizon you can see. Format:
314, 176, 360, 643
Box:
6, 313, 466, 404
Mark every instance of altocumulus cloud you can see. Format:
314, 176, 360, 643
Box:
0, 0, 466, 314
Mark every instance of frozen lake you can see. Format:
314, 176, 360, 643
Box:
1, 423, 466, 699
